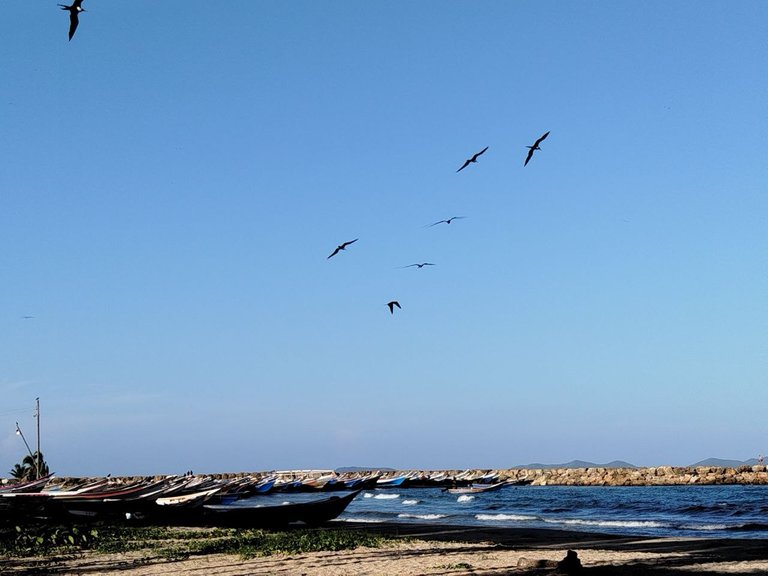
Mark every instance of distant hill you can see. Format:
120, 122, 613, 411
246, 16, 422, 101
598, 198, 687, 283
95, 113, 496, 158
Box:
690, 458, 760, 468
515, 460, 637, 469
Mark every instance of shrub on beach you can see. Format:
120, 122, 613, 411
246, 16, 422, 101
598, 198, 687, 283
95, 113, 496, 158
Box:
0, 524, 389, 561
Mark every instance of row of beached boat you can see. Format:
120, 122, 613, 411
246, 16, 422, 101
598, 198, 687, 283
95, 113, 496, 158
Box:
0, 470, 530, 528
0, 474, 361, 528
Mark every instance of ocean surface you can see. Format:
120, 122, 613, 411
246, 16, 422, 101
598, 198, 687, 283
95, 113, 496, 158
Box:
312, 485, 768, 539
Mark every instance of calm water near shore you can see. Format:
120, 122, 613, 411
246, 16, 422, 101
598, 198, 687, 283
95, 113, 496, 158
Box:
302, 485, 768, 539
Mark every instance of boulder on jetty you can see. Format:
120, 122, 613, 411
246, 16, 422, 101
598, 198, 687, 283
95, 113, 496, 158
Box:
514, 465, 768, 486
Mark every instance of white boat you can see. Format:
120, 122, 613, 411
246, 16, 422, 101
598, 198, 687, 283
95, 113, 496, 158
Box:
156, 487, 221, 507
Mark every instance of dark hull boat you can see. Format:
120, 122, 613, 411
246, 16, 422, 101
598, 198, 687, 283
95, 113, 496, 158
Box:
197, 489, 361, 528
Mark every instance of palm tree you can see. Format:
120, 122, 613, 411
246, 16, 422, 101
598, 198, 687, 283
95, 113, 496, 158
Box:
21, 452, 49, 479
10, 463, 29, 480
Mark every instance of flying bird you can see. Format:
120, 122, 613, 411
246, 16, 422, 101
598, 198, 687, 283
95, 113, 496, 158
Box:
387, 301, 401, 314
524, 131, 550, 166
59, 0, 85, 41
428, 216, 465, 227
21, 316, 34, 320
401, 262, 435, 269
456, 146, 489, 172
327, 238, 358, 259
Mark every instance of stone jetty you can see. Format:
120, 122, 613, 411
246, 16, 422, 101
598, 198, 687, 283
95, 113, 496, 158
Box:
495, 465, 768, 486
19, 465, 768, 489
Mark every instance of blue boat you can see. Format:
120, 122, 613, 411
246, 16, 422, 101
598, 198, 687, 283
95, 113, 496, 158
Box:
376, 474, 408, 487
252, 477, 276, 494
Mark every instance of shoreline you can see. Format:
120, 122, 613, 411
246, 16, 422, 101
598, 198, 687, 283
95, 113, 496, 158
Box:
4, 522, 768, 575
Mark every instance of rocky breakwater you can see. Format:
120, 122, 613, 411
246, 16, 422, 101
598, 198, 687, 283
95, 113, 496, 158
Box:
500, 465, 768, 486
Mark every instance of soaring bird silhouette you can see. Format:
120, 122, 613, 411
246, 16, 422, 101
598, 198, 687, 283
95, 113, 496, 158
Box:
456, 146, 489, 172
59, 0, 85, 41
387, 301, 401, 314
524, 131, 550, 166
428, 216, 465, 227
401, 262, 435, 269
327, 238, 358, 259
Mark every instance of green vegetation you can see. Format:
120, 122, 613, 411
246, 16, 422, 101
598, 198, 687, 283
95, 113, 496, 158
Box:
0, 524, 390, 561
2, 524, 99, 556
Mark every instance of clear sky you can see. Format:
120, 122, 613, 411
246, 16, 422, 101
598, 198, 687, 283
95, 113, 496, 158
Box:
2, 2, 767, 476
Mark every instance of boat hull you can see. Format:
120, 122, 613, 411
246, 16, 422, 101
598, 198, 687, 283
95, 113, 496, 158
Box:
198, 490, 361, 528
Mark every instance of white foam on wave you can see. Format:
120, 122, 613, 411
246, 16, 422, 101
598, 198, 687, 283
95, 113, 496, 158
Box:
374, 493, 400, 500
402, 499, 419, 505
681, 523, 728, 531
547, 519, 668, 529
398, 513, 447, 520
457, 495, 475, 503
333, 517, 385, 524
476, 513, 537, 522
364, 493, 373, 498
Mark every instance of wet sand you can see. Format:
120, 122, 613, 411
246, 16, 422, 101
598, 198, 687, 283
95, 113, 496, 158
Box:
3, 522, 768, 575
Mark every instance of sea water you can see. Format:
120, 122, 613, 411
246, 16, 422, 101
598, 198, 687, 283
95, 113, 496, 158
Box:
332, 485, 768, 539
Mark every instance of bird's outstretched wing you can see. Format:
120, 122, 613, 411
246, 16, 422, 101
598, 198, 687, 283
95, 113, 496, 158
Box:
534, 131, 550, 147
341, 238, 358, 249
68, 12, 79, 40
456, 159, 471, 173
327, 247, 341, 259
524, 147, 535, 166
428, 219, 448, 227
473, 146, 489, 160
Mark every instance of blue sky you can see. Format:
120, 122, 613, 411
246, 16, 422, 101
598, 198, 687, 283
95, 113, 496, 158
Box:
2, 2, 767, 476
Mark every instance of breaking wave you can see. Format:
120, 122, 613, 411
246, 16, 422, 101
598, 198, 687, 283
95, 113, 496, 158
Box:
547, 519, 669, 529
334, 517, 385, 524
476, 514, 537, 522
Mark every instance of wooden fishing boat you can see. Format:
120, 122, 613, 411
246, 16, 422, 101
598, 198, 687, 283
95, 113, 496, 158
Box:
51, 478, 171, 501
251, 476, 276, 494
155, 487, 221, 507
0, 475, 53, 494
199, 489, 361, 528
376, 474, 408, 487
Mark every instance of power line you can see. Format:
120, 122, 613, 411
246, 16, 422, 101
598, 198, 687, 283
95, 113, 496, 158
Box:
0, 407, 34, 417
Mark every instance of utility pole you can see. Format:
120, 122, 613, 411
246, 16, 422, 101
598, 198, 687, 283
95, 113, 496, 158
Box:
35, 397, 40, 480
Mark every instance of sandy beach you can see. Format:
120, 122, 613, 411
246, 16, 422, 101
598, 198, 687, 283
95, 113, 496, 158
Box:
3, 523, 768, 575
